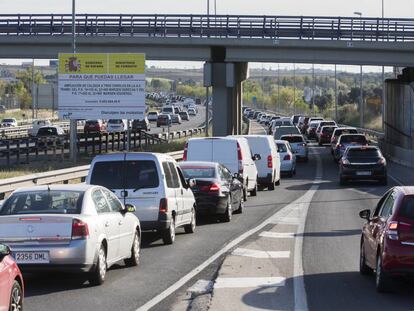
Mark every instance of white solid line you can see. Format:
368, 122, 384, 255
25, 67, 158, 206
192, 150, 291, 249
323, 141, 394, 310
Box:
389, 174, 404, 186
232, 248, 290, 259
214, 277, 286, 289
259, 231, 295, 239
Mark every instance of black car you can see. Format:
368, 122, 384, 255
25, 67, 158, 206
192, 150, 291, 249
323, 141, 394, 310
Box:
179, 111, 190, 121
132, 117, 150, 131
179, 161, 244, 222
339, 146, 387, 186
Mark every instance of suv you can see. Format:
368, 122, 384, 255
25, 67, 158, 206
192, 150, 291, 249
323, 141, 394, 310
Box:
84, 120, 106, 133
330, 127, 358, 154
333, 134, 369, 162
132, 117, 150, 131
86, 153, 197, 245
157, 114, 171, 127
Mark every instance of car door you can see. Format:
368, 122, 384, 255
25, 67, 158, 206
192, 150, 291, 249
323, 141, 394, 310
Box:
222, 166, 240, 209
103, 189, 133, 259
92, 189, 120, 263
364, 191, 393, 267
162, 162, 181, 225
176, 165, 194, 224
0, 255, 11, 310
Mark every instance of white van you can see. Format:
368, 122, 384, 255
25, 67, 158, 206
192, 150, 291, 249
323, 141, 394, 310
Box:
238, 135, 281, 190
86, 153, 196, 245
161, 106, 175, 115
184, 137, 259, 200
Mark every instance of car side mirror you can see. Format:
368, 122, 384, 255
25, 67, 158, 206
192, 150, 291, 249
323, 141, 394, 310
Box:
0, 244, 10, 260
359, 209, 371, 221
252, 154, 261, 161
123, 204, 136, 213
187, 178, 196, 188
233, 173, 241, 180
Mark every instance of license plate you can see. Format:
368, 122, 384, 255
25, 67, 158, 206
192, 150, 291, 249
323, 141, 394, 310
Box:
356, 171, 372, 176
13, 251, 50, 264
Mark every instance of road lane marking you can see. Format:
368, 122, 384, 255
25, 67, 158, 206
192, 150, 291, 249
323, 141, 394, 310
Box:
214, 277, 286, 289
269, 216, 300, 225
232, 248, 290, 259
389, 174, 404, 186
259, 231, 295, 239
137, 149, 322, 311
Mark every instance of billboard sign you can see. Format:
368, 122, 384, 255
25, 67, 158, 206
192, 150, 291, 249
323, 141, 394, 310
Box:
58, 53, 146, 120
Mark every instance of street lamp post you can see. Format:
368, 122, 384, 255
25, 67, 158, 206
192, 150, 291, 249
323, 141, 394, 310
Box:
69, 0, 77, 162
354, 11, 364, 128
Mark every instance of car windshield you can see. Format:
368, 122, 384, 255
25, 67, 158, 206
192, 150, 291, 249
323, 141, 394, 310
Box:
109, 119, 123, 124
281, 136, 304, 143
399, 196, 414, 220
340, 135, 367, 144
0, 190, 84, 215
148, 112, 157, 116
180, 167, 216, 179
277, 143, 288, 152
38, 127, 58, 136
347, 149, 380, 158
90, 160, 159, 190
2, 119, 14, 123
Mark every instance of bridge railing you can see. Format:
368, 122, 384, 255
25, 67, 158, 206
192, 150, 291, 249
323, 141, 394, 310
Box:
0, 14, 414, 42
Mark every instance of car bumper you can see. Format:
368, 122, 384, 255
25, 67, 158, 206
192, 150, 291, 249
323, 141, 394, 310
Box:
340, 166, 386, 180
193, 194, 228, 215
141, 213, 172, 231
383, 243, 414, 275
280, 161, 294, 172
258, 173, 273, 185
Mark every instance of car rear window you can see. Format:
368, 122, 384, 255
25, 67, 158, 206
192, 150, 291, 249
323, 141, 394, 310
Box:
347, 149, 380, 158
335, 129, 358, 137
398, 196, 414, 220
0, 191, 84, 215
108, 119, 123, 124
38, 127, 58, 136
180, 167, 216, 179
277, 143, 288, 152
281, 136, 304, 143
322, 127, 335, 134
340, 135, 367, 144
90, 161, 159, 190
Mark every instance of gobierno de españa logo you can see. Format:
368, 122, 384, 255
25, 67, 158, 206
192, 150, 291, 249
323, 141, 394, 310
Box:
65, 57, 81, 72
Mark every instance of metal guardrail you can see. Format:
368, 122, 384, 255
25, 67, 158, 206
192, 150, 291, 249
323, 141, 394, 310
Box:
0, 14, 413, 42
0, 150, 184, 199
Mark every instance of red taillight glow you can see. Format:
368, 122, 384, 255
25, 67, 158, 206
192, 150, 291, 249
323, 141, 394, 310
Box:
209, 183, 221, 192
237, 143, 243, 173
284, 154, 291, 161
159, 198, 168, 214
72, 219, 89, 239
389, 222, 398, 230
267, 155, 273, 168
387, 221, 399, 240
183, 142, 188, 161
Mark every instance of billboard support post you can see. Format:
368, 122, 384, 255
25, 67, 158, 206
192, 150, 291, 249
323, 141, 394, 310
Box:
69, 0, 77, 162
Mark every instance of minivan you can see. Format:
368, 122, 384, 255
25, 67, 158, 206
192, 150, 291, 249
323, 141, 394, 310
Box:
238, 135, 281, 190
184, 137, 259, 200
86, 153, 197, 245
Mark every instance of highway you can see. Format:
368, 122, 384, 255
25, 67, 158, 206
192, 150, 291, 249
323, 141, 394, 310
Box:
19, 121, 414, 311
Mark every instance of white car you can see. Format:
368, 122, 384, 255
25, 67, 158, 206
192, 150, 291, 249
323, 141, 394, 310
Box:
147, 112, 159, 122
28, 119, 52, 136
280, 134, 309, 161
161, 106, 175, 115
275, 140, 297, 177
273, 126, 301, 140
270, 118, 293, 133
106, 119, 127, 133
0, 184, 141, 285
238, 135, 281, 190
170, 114, 182, 124
1, 118, 17, 127
188, 108, 197, 116
184, 137, 259, 200
87, 152, 196, 245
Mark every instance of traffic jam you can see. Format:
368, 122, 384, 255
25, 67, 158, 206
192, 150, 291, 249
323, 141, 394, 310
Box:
0, 104, 412, 310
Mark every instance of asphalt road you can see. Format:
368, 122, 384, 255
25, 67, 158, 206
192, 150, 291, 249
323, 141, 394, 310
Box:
20, 121, 414, 311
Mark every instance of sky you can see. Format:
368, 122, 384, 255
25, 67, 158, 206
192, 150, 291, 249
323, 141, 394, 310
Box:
1, 0, 411, 73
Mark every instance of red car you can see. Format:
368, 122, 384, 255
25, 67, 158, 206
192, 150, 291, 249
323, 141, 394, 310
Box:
359, 187, 414, 292
0, 244, 24, 310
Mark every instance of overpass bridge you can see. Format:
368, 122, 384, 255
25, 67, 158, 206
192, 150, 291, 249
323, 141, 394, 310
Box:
0, 14, 413, 142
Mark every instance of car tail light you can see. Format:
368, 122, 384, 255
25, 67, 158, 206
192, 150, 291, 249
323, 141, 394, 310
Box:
387, 221, 399, 240
209, 183, 221, 192
237, 143, 243, 173
284, 154, 291, 161
377, 158, 386, 165
183, 142, 188, 161
159, 198, 168, 214
72, 219, 89, 239
267, 155, 273, 168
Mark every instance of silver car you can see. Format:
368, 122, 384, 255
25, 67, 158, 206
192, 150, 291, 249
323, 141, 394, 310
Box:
276, 140, 297, 177
0, 184, 141, 285
280, 134, 309, 162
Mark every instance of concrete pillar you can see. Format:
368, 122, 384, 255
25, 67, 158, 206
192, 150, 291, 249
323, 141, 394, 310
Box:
204, 62, 248, 136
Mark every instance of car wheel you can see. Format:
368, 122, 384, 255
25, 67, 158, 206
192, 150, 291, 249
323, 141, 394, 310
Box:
250, 182, 258, 196
359, 239, 372, 275
304, 156, 309, 163
339, 176, 347, 186
234, 197, 244, 214
124, 231, 141, 267
222, 197, 232, 222
293, 168, 296, 176
162, 217, 176, 245
376, 254, 391, 292
243, 186, 248, 202
288, 169, 294, 178
89, 244, 107, 286
379, 177, 388, 186
9, 280, 23, 311
184, 208, 196, 233
268, 181, 275, 191
275, 177, 281, 186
